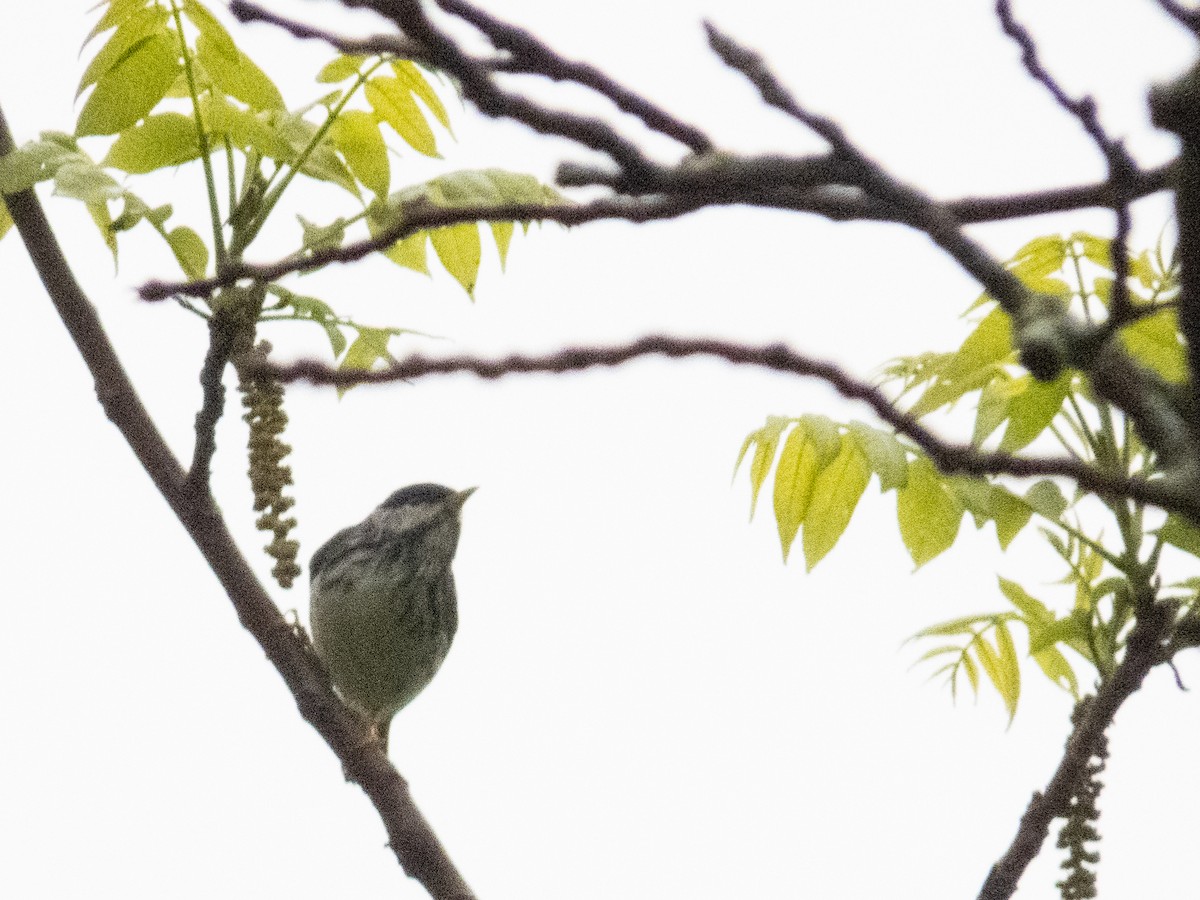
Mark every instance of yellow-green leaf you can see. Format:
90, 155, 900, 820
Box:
77, 5, 170, 98
52, 160, 124, 203
318, 54, 369, 83
166, 225, 208, 279
392, 60, 452, 132
182, 0, 237, 60
802, 438, 870, 570
773, 422, 828, 561
330, 110, 389, 197
429, 223, 481, 298
197, 34, 284, 111
0, 200, 12, 241
365, 76, 439, 157
896, 456, 962, 567
492, 221, 514, 269
1121, 308, 1187, 382
76, 30, 180, 137
998, 373, 1069, 452
847, 420, 907, 491
102, 112, 200, 172
737, 416, 789, 518
84, 0, 153, 46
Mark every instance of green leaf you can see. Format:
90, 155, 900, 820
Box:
52, 161, 124, 203
1159, 514, 1200, 558
330, 110, 389, 197
972, 374, 1016, 446
802, 438, 870, 570
997, 576, 1053, 626
201, 95, 293, 160
337, 326, 399, 397
317, 54, 369, 83
992, 622, 1021, 721
1024, 480, 1068, 521
266, 285, 347, 358
365, 75, 440, 157
391, 60, 452, 132
76, 30, 180, 137
998, 373, 1069, 452
1073, 232, 1113, 271
197, 33, 285, 111
913, 614, 994, 638
86, 200, 118, 261
846, 420, 908, 491
896, 457, 963, 567
944, 305, 1014, 379
298, 215, 346, 252
1031, 645, 1079, 697
987, 486, 1034, 549
102, 112, 200, 172
166, 225, 208, 279
269, 110, 359, 196
491, 221, 514, 269
84, 0, 154, 46
429, 223, 481, 298
1009, 234, 1067, 280
773, 421, 832, 561
736, 416, 789, 518
1121, 308, 1187, 383
77, 5, 170, 98
0, 200, 12, 241
182, 0, 237, 60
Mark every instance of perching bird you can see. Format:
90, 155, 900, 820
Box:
309, 484, 475, 753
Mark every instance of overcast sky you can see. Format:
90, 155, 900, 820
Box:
3, 1, 1199, 898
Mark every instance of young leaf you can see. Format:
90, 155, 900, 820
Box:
76, 31, 180, 136
998, 373, 1069, 452
102, 113, 201, 173
365, 76, 439, 157
1024, 480, 1068, 521
847, 420, 908, 491
801, 438, 870, 570
77, 5, 170, 98
317, 54, 369, 83
182, 0, 237, 61
896, 457, 963, 567
330, 110, 389, 197
1158, 515, 1200, 558
196, 33, 285, 111
997, 577, 1053, 626
166, 225, 208, 279
1120, 308, 1187, 383
429, 223, 481, 298
392, 60, 452, 132
773, 420, 834, 561
736, 416, 789, 518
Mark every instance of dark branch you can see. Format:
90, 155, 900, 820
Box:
978, 601, 1174, 900
436, 0, 713, 153
256, 335, 1200, 519
995, 0, 1140, 325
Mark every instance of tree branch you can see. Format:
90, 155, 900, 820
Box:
0, 102, 476, 900
254, 335, 1200, 519
977, 599, 1174, 900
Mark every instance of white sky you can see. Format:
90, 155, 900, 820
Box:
2, 1, 1199, 898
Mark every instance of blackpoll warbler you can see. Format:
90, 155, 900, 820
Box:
309, 484, 475, 752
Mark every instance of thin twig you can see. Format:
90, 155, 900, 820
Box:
437, 0, 712, 153
994, 0, 1140, 325
256, 335, 1200, 520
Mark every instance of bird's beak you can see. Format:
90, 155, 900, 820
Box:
454, 486, 478, 507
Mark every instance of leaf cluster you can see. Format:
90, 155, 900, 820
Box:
736, 230, 1199, 720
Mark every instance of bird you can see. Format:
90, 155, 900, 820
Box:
309, 483, 475, 753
